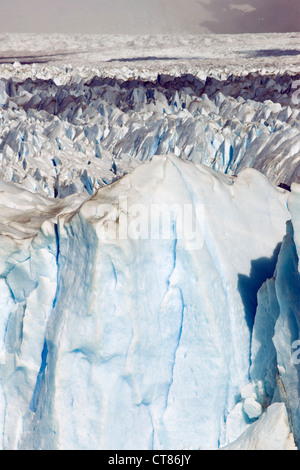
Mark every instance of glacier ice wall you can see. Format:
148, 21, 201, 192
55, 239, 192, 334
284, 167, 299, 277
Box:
0, 154, 297, 450
249, 186, 300, 448
0, 181, 87, 449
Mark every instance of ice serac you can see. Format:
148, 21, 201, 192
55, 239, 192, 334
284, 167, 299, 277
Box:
0, 72, 299, 198
246, 184, 300, 449
222, 403, 296, 450
0, 154, 291, 450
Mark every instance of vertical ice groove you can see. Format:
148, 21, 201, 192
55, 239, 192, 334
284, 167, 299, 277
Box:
164, 289, 185, 409
109, 256, 118, 288
29, 340, 48, 413
52, 223, 60, 310
3, 277, 16, 304
163, 219, 178, 293
161, 218, 185, 414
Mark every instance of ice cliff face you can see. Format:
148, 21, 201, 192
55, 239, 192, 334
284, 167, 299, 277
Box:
0, 154, 299, 450
0, 71, 299, 198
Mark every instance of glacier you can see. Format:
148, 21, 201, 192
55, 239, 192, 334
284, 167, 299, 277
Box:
0, 71, 299, 197
0, 33, 300, 450
0, 153, 299, 450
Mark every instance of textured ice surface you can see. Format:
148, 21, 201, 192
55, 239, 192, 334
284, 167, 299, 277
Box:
222, 403, 296, 450
0, 72, 299, 197
0, 33, 300, 450
0, 154, 297, 450
0, 33, 299, 198
0, 33, 299, 75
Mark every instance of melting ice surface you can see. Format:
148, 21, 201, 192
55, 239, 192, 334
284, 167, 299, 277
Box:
0, 47, 299, 449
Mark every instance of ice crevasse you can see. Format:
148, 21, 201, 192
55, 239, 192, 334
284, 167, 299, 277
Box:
0, 153, 299, 450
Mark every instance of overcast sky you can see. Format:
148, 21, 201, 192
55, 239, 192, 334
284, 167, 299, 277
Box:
0, 0, 299, 34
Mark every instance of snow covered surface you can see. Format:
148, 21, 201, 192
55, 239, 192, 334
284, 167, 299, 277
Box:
0, 33, 299, 75
0, 33, 299, 450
